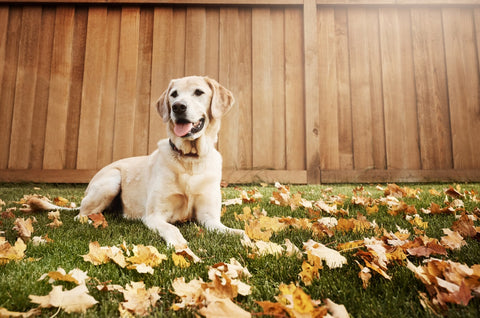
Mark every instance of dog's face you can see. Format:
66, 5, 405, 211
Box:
157, 76, 234, 141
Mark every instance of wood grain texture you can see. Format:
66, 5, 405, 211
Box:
1, 3, 479, 184
443, 8, 480, 169
411, 8, 453, 170
43, 6, 75, 169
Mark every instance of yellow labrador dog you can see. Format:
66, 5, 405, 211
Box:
77, 76, 244, 249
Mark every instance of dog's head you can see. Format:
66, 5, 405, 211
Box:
156, 76, 235, 142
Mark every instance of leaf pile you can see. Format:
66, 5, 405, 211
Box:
1, 183, 479, 317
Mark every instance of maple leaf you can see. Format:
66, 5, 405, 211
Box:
199, 289, 251, 318
303, 239, 347, 269
172, 252, 190, 269
88, 213, 108, 229
39, 268, 89, 285
0, 237, 26, 264
119, 281, 160, 316
0, 307, 41, 317
12, 217, 36, 241
440, 228, 466, 250
53, 196, 70, 207
82, 241, 111, 265
244, 219, 273, 241
407, 259, 480, 308
126, 245, 167, 270
356, 260, 372, 289
29, 284, 98, 313
171, 277, 205, 310
299, 260, 321, 286
47, 211, 62, 228
452, 212, 477, 238
258, 283, 348, 318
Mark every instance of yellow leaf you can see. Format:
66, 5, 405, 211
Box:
127, 245, 167, 268
244, 220, 272, 241
82, 241, 110, 265
299, 260, 321, 286
199, 289, 251, 318
172, 252, 190, 268
0, 237, 26, 264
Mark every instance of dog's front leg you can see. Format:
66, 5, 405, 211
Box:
142, 213, 188, 249
195, 195, 245, 238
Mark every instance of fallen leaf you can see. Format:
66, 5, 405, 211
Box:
39, 268, 89, 285
0, 307, 41, 317
119, 281, 160, 316
47, 211, 62, 228
172, 252, 190, 268
29, 284, 98, 313
0, 237, 27, 264
303, 239, 347, 269
199, 289, 251, 318
440, 228, 467, 250
12, 217, 36, 241
452, 213, 477, 238
88, 213, 108, 229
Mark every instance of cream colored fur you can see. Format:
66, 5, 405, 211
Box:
76, 76, 244, 249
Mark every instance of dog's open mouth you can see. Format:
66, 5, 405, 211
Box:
173, 118, 205, 137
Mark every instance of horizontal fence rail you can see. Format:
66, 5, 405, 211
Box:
0, 0, 479, 184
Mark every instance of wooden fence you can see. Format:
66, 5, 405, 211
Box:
0, 0, 479, 184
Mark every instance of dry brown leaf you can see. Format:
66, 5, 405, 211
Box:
29, 284, 98, 313
119, 281, 160, 316
0, 237, 27, 264
12, 217, 36, 241
39, 268, 89, 285
440, 228, 467, 250
199, 289, 251, 318
0, 307, 41, 317
452, 213, 477, 238
88, 213, 108, 229
47, 211, 62, 228
303, 239, 347, 269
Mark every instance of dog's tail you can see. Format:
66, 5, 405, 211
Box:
26, 197, 80, 212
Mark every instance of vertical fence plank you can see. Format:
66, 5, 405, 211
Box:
304, 0, 320, 182
64, 7, 87, 169
285, 7, 305, 170
77, 7, 108, 170
218, 7, 252, 170
43, 6, 75, 169
30, 7, 55, 169
113, 7, 140, 161
443, 8, 480, 169
205, 8, 220, 79
186, 7, 207, 75
271, 8, 286, 170
8, 6, 42, 169
335, 8, 354, 170
252, 8, 274, 169
411, 8, 452, 170
317, 7, 340, 170
379, 8, 420, 170
0, 7, 21, 169
348, 7, 386, 170
133, 7, 153, 157
0, 8, 10, 164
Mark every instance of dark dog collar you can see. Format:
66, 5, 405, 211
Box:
169, 139, 199, 158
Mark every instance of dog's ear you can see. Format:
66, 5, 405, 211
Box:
156, 81, 173, 123
205, 77, 235, 119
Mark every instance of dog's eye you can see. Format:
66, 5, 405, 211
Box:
170, 90, 178, 98
194, 89, 204, 97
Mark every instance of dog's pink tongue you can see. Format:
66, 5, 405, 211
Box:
174, 123, 192, 137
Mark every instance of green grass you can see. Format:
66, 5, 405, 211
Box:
0, 183, 479, 317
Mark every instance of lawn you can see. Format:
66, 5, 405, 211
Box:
0, 182, 479, 317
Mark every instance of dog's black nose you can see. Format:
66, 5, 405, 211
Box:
172, 102, 187, 114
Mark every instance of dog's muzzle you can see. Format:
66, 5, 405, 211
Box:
173, 117, 205, 138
